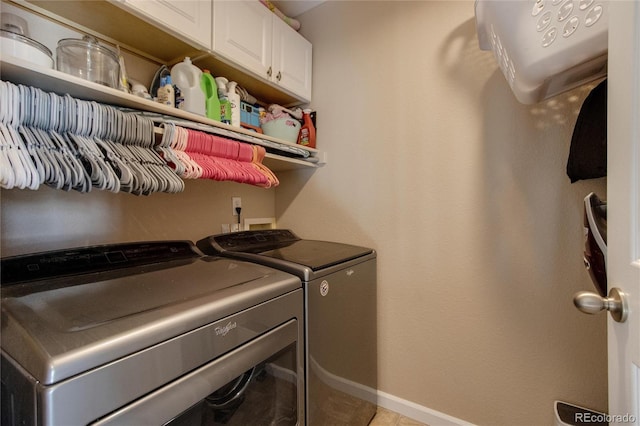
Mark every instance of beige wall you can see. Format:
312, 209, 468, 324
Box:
276, 1, 608, 425
1, 180, 275, 256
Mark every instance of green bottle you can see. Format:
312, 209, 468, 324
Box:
200, 70, 221, 122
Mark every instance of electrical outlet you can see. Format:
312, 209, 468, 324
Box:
232, 197, 242, 215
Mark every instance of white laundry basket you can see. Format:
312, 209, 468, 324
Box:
475, 0, 609, 104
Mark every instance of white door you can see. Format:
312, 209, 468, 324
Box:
607, 1, 640, 424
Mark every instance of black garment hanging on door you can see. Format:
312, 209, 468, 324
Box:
566, 79, 607, 183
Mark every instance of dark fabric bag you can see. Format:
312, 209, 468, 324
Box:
566, 79, 607, 183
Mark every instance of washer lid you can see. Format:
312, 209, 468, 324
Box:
1, 242, 300, 385
1, 240, 199, 288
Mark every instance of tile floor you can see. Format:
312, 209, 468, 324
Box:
369, 407, 430, 426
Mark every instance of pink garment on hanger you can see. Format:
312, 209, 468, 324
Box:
164, 127, 277, 187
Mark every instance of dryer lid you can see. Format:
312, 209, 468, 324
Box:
251, 239, 373, 271
197, 230, 374, 272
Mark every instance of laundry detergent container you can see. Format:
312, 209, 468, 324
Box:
475, 0, 608, 104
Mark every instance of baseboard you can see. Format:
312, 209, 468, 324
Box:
375, 390, 475, 426
309, 356, 474, 426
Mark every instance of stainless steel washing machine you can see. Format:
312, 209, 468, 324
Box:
197, 230, 377, 426
1, 240, 304, 425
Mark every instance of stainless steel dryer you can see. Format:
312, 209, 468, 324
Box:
197, 230, 377, 426
1, 240, 304, 426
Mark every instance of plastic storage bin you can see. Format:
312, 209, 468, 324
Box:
261, 117, 301, 143
475, 0, 608, 104
241, 102, 261, 128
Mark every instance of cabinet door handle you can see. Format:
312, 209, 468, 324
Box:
267, 66, 272, 77
276, 71, 282, 81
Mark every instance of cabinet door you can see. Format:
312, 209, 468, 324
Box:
272, 16, 312, 102
212, 1, 272, 80
120, 0, 212, 49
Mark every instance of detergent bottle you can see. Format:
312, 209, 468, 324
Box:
297, 109, 316, 148
215, 76, 228, 96
156, 75, 175, 107
170, 57, 205, 116
215, 76, 231, 124
201, 70, 222, 121
226, 81, 241, 128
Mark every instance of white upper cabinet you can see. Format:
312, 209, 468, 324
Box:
212, 1, 272, 78
271, 15, 312, 101
118, 0, 212, 50
212, 1, 312, 102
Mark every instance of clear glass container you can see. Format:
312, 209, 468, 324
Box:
56, 36, 120, 88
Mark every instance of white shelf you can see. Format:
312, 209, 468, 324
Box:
0, 55, 323, 172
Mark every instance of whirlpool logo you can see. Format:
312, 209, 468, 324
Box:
215, 321, 237, 337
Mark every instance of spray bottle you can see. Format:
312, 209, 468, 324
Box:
297, 109, 316, 148
226, 81, 241, 127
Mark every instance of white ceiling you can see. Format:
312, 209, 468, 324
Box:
270, 0, 325, 18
